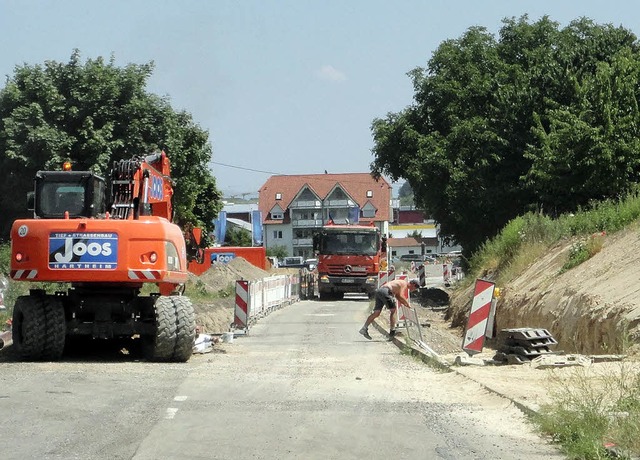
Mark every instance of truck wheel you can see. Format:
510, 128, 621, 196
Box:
12, 296, 65, 361
143, 296, 177, 362
170, 296, 196, 362
41, 297, 66, 360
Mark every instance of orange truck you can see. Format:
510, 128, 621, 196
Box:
313, 222, 386, 300
10, 151, 201, 362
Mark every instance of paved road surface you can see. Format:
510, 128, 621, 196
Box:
0, 297, 560, 459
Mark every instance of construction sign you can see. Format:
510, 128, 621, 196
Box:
462, 279, 496, 356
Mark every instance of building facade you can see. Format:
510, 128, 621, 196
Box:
258, 173, 392, 259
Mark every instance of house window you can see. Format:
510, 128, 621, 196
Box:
271, 212, 283, 220
366, 190, 373, 198
273, 230, 283, 239
362, 208, 375, 218
275, 193, 282, 200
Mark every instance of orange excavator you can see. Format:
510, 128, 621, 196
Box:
10, 150, 202, 362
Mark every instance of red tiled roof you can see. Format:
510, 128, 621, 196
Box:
258, 173, 391, 224
387, 237, 421, 248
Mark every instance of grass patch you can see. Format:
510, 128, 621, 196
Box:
468, 190, 640, 284
460, 191, 640, 455
535, 360, 640, 459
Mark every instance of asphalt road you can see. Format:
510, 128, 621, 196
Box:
0, 297, 561, 460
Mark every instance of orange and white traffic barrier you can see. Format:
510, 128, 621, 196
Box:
462, 279, 496, 355
377, 269, 395, 288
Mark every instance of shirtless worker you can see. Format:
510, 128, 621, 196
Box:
359, 278, 420, 340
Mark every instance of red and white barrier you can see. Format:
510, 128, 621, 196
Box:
234, 280, 249, 330
443, 263, 450, 283
377, 269, 395, 288
395, 273, 408, 326
462, 279, 496, 355
232, 273, 301, 333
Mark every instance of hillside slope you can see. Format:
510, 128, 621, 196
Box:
448, 224, 640, 355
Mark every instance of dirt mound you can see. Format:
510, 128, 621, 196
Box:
192, 257, 271, 294
189, 257, 273, 334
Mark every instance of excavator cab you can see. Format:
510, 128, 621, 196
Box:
31, 171, 107, 219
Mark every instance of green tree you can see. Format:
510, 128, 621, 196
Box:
370, 16, 640, 254
398, 181, 415, 207
266, 245, 288, 259
0, 50, 222, 239
407, 230, 422, 240
224, 226, 252, 247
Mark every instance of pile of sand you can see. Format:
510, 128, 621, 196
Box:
190, 257, 273, 334
190, 257, 271, 294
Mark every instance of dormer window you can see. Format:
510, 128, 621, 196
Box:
275, 193, 282, 200
366, 190, 373, 198
271, 212, 284, 220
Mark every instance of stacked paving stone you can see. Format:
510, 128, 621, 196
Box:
493, 328, 558, 365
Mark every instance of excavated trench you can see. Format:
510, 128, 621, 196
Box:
446, 228, 640, 356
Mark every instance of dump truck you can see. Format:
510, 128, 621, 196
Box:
313, 222, 386, 300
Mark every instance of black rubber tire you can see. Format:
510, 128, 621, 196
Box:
143, 296, 177, 362
12, 296, 45, 360
171, 296, 196, 362
41, 297, 66, 360
12, 295, 66, 361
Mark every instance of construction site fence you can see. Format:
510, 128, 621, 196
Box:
232, 271, 304, 333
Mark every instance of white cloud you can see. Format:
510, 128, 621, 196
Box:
317, 65, 346, 82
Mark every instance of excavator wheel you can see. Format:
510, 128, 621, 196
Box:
170, 296, 196, 362
13, 295, 66, 361
142, 296, 177, 362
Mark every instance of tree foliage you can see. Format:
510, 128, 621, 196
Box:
266, 245, 288, 259
370, 16, 640, 254
0, 50, 222, 239
224, 226, 253, 247
398, 181, 415, 207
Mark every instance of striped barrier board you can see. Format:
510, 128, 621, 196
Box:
395, 273, 408, 326
232, 274, 301, 333
462, 279, 496, 355
377, 269, 395, 288
234, 280, 249, 331
443, 264, 450, 282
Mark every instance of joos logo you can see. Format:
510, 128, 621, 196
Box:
54, 240, 112, 263
150, 176, 164, 200
211, 252, 236, 264
49, 233, 118, 268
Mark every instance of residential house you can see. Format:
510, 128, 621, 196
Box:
258, 173, 392, 259
389, 202, 462, 255
387, 237, 422, 261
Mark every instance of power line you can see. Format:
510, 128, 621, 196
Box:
212, 160, 394, 186
212, 161, 280, 175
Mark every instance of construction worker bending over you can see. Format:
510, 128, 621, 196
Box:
359, 278, 420, 340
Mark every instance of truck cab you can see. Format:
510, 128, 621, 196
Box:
313, 223, 385, 300
31, 170, 106, 219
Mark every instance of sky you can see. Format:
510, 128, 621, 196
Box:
0, 1, 637, 198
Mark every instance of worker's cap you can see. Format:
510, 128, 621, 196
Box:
409, 279, 420, 288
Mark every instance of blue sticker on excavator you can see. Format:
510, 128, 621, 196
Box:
49, 232, 118, 269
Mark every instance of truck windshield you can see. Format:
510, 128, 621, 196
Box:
41, 183, 86, 216
321, 232, 378, 256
